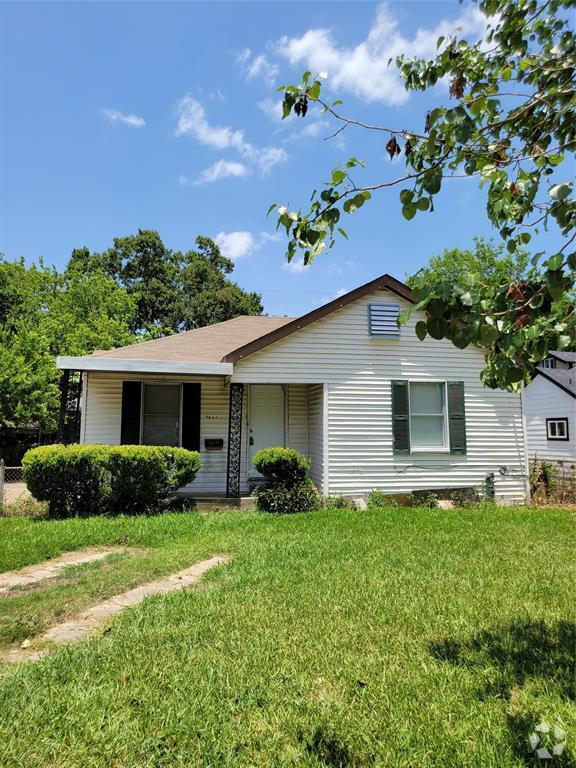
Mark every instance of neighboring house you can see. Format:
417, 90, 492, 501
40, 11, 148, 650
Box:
522, 352, 576, 465
57, 274, 528, 503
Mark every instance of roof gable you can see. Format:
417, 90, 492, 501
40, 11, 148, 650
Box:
223, 274, 415, 363
535, 368, 576, 399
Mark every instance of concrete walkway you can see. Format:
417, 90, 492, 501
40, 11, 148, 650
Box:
2, 554, 231, 664
0, 547, 129, 595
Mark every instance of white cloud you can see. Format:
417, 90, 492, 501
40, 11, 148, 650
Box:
175, 97, 288, 180
258, 98, 285, 123
194, 160, 249, 185
214, 230, 284, 260
103, 109, 145, 127
237, 48, 279, 85
283, 257, 311, 274
215, 231, 256, 260
320, 287, 348, 303
275, 2, 487, 105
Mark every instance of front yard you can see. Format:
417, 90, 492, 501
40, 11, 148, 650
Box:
0, 506, 574, 767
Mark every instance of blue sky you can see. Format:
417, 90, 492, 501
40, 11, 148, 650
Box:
0, 1, 565, 317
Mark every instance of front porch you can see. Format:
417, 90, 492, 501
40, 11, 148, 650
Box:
76, 372, 325, 500
221, 381, 325, 499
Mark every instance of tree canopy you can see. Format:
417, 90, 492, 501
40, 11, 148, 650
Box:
68, 230, 263, 335
272, 0, 575, 389
1, 231, 263, 431
0, 258, 136, 429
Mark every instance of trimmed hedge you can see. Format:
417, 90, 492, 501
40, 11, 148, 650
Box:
23, 444, 201, 518
252, 447, 318, 514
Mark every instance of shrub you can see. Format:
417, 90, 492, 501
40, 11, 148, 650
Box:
255, 479, 319, 515
252, 447, 317, 514
23, 444, 201, 518
323, 495, 357, 511
252, 447, 310, 486
23, 444, 110, 519
367, 489, 398, 509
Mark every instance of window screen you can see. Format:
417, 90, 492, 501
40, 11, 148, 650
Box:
409, 382, 447, 449
142, 384, 181, 446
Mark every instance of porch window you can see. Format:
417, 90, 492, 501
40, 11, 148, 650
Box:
409, 382, 448, 450
142, 384, 181, 446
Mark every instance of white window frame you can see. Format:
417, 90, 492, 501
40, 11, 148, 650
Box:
546, 417, 569, 441
139, 381, 183, 447
408, 380, 450, 453
542, 357, 556, 369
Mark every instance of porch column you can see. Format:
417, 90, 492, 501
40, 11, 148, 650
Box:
226, 383, 244, 497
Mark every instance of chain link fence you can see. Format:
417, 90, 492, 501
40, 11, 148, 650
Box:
0, 461, 27, 510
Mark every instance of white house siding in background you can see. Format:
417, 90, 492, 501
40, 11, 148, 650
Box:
232, 288, 527, 502
82, 373, 311, 495
307, 384, 325, 492
523, 375, 576, 463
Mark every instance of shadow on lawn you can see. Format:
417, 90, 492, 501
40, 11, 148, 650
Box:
430, 619, 576, 765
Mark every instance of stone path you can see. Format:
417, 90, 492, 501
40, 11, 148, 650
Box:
2, 555, 231, 664
0, 547, 130, 595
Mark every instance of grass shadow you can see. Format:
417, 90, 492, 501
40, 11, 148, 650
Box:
430, 619, 576, 701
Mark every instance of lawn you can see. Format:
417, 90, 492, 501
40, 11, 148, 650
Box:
0, 506, 574, 767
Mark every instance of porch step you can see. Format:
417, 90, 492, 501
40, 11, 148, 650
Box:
176, 494, 255, 511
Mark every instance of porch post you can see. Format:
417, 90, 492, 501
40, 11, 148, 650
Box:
226, 383, 244, 497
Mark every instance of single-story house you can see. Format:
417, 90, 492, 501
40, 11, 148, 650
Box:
522, 351, 576, 465
57, 274, 528, 503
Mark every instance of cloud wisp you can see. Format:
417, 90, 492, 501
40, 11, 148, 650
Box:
215, 230, 283, 261
102, 109, 146, 127
175, 97, 287, 183
237, 48, 279, 85
274, 2, 487, 105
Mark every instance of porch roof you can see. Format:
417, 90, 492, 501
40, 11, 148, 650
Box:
56, 315, 295, 373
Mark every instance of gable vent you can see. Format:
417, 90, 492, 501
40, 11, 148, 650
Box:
368, 303, 400, 338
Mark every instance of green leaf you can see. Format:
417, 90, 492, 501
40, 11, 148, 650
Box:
416, 197, 430, 211
426, 317, 446, 340
336, 227, 348, 240
415, 320, 427, 341
331, 169, 346, 185
402, 203, 417, 220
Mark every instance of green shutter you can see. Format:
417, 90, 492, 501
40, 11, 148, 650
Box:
120, 381, 142, 444
447, 381, 466, 454
392, 380, 410, 454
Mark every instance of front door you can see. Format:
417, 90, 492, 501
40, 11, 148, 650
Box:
249, 385, 285, 471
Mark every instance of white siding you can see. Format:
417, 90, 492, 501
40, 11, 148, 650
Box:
523, 376, 576, 463
82, 372, 249, 495
307, 384, 324, 491
286, 384, 308, 456
233, 289, 527, 502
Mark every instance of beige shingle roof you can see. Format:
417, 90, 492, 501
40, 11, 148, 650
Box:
92, 316, 295, 363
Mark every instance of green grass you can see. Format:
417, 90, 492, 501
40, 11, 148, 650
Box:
0, 506, 574, 767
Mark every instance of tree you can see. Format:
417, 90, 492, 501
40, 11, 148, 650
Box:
272, 0, 575, 389
0, 257, 137, 430
68, 230, 263, 335
407, 238, 530, 289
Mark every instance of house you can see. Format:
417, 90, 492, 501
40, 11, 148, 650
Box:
57, 274, 528, 503
522, 352, 576, 465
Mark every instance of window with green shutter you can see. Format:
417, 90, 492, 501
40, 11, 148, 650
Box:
391, 380, 467, 455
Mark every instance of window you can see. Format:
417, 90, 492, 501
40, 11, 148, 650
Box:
546, 418, 569, 441
369, 303, 400, 338
141, 384, 181, 446
542, 357, 556, 369
409, 382, 448, 450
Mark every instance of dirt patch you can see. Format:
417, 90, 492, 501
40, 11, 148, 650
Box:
3, 554, 231, 664
0, 547, 135, 595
